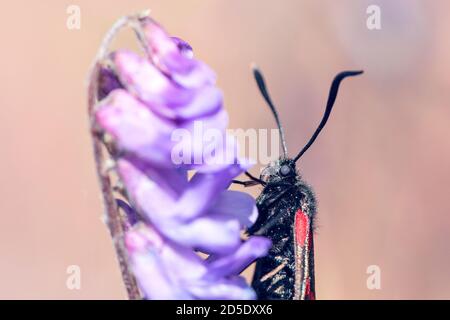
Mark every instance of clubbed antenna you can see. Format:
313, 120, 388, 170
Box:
252, 64, 289, 158
293, 70, 363, 162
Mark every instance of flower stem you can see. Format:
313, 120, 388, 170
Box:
86, 13, 153, 300
88, 60, 141, 299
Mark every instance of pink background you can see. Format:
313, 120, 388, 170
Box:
1, 0, 449, 299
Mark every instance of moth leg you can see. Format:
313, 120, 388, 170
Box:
260, 260, 288, 282
252, 211, 286, 236
231, 179, 260, 187
271, 236, 290, 254
245, 171, 266, 185
252, 186, 296, 236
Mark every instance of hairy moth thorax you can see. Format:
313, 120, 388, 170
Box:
248, 158, 317, 300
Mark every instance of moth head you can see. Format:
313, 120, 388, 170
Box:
260, 158, 297, 183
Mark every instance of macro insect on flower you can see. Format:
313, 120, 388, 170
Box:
87, 11, 270, 300
88, 10, 363, 301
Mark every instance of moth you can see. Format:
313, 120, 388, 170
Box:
233, 67, 363, 300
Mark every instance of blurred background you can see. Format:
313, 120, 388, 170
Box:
1, 0, 449, 299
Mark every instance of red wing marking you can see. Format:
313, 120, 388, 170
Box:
304, 277, 316, 300
294, 209, 309, 247
294, 208, 315, 300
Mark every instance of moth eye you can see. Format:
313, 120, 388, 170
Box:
280, 165, 291, 176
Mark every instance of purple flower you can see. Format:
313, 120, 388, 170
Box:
126, 224, 270, 299
91, 14, 269, 299
118, 158, 259, 254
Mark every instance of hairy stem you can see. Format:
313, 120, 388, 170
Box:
88, 61, 141, 300
86, 13, 149, 299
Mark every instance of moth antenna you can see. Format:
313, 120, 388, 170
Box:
293, 70, 363, 163
252, 64, 288, 158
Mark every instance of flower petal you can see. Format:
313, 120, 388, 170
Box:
113, 50, 191, 116
141, 20, 216, 88
117, 159, 178, 222
96, 90, 176, 166
114, 50, 220, 120
125, 227, 191, 299
186, 276, 256, 300
205, 236, 272, 279
127, 224, 231, 298
171, 37, 193, 58
171, 110, 235, 172
174, 162, 251, 221
211, 190, 259, 228
97, 64, 122, 100
125, 155, 188, 196
174, 85, 222, 119
118, 160, 242, 253
163, 213, 242, 255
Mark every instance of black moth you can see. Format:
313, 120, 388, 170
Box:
233, 67, 363, 300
